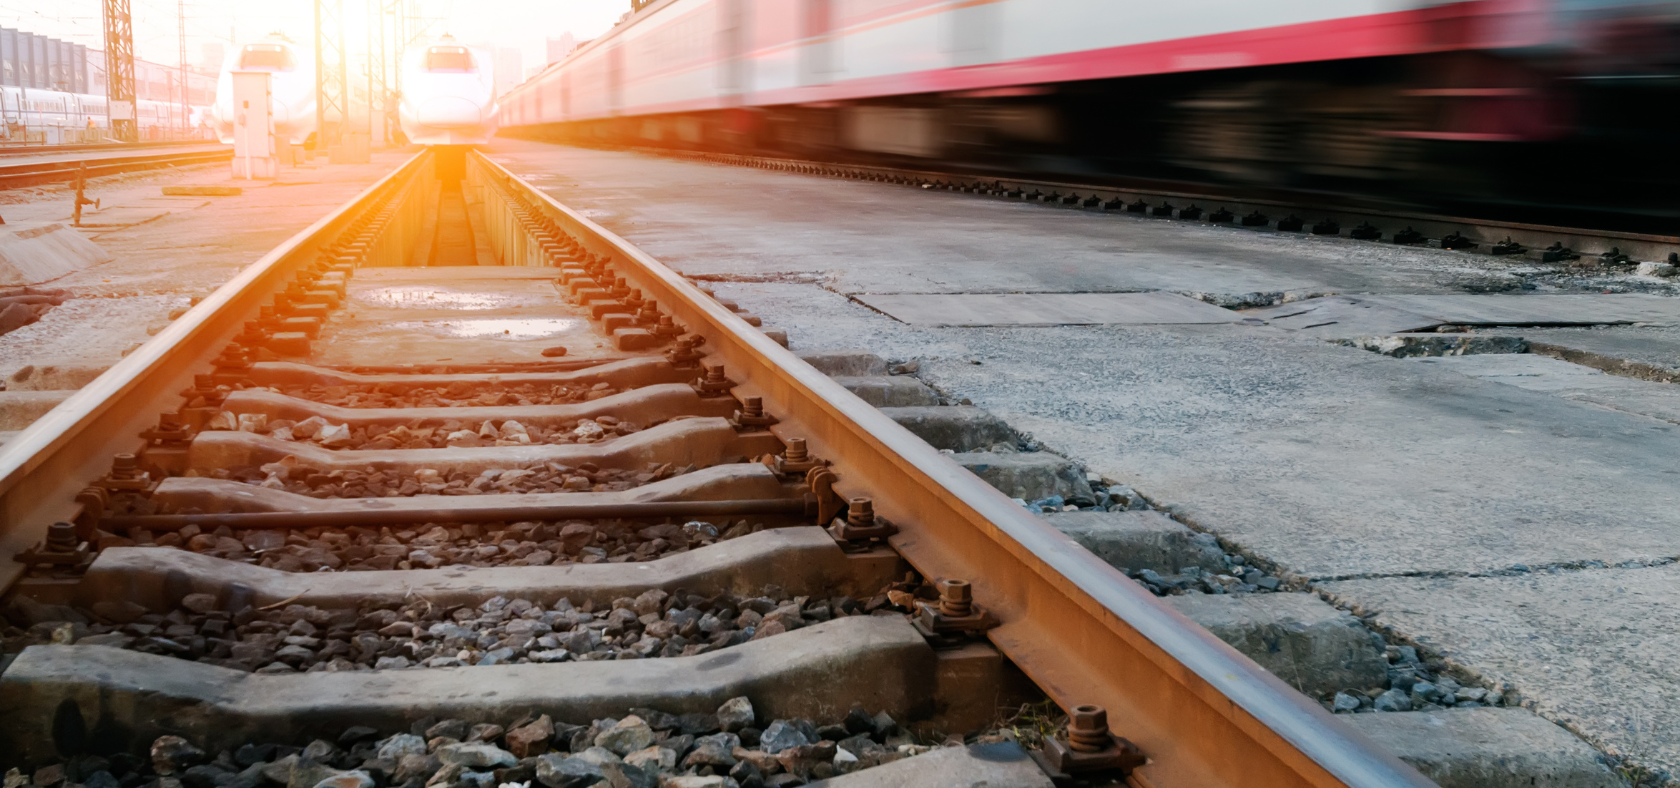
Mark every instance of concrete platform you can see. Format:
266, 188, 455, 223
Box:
0, 223, 112, 285
80, 527, 902, 610
0, 616, 934, 765
0, 151, 408, 380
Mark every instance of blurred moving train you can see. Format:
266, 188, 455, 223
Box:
212, 37, 317, 147
398, 36, 500, 146
0, 85, 206, 143
499, 0, 1680, 227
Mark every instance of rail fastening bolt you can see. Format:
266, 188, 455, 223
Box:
784, 438, 809, 463
1067, 705, 1111, 753
45, 521, 77, 552
741, 396, 764, 418
847, 497, 874, 528
938, 579, 972, 617
110, 453, 140, 480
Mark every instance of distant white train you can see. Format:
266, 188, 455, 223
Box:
398, 36, 498, 146
0, 85, 205, 143
212, 36, 317, 146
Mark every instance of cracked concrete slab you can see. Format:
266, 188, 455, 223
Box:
1411, 354, 1680, 425
854, 292, 1243, 327
1322, 565, 1680, 781
1251, 294, 1680, 336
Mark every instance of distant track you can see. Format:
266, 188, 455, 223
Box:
0, 144, 231, 188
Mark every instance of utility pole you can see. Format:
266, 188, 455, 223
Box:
102, 0, 137, 142
178, 0, 187, 139
314, 0, 348, 153
366, 0, 387, 146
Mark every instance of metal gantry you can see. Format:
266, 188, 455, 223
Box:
102, 0, 137, 142
315, 0, 349, 151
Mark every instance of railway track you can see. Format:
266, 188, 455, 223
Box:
619, 147, 1680, 268
0, 141, 221, 158
0, 145, 232, 188
0, 148, 1437, 788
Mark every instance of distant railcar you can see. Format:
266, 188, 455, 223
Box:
398, 37, 499, 146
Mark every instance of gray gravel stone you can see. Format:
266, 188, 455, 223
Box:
716, 697, 754, 733
1374, 689, 1413, 713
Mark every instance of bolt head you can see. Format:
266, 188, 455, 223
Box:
941, 579, 972, 603
1069, 705, 1108, 733
848, 497, 873, 516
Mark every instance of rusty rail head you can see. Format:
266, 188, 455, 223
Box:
0, 150, 430, 593
471, 151, 1437, 788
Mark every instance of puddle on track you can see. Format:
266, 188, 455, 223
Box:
385, 318, 584, 339
359, 287, 519, 310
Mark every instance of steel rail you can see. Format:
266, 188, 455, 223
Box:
0, 149, 233, 187
617, 145, 1680, 263
473, 151, 1438, 788
0, 150, 426, 593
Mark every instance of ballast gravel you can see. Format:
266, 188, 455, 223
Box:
201, 412, 651, 450
105, 518, 762, 571
2, 575, 941, 675
0, 696, 953, 788
276, 380, 622, 408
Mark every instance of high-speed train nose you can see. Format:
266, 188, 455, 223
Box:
417, 97, 483, 128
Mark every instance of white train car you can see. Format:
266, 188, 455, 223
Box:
397, 37, 499, 146
0, 85, 204, 143
496, 0, 1680, 209
212, 37, 317, 146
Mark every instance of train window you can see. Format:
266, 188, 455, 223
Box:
240, 44, 296, 71
425, 47, 475, 72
